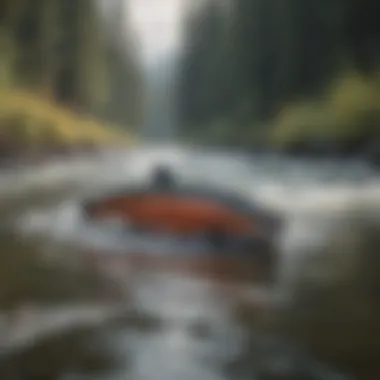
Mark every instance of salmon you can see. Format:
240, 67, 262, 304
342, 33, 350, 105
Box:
86, 193, 255, 235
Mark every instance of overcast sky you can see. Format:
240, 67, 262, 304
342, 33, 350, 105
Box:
127, 0, 186, 62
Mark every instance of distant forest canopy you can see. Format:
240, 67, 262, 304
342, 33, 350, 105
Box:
177, 0, 380, 153
0, 0, 144, 130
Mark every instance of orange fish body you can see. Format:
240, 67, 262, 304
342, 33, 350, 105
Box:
86, 194, 255, 235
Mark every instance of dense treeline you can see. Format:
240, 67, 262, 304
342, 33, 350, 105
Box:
0, 0, 142, 156
100, 0, 144, 130
177, 0, 380, 155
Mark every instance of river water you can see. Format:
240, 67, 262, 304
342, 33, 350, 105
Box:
1, 146, 380, 380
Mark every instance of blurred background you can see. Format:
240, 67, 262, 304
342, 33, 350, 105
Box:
0, 0, 380, 379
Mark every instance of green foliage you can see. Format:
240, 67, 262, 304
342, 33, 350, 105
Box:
177, 0, 380, 150
271, 69, 380, 148
101, 0, 145, 128
0, 89, 134, 148
0, 33, 16, 87
0, 0, 142, 144
178, 0, 231, 128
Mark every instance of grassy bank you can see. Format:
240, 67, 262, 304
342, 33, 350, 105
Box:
183, 68, 380, 156
0, 89, 135, 161
271, 68, 380, 153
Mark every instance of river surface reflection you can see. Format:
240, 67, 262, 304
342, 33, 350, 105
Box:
1, 149, 379, 380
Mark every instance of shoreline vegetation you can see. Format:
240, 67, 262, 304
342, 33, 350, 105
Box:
184, 67, 380, 164
0, 89, 134, 166
0, 0, 143, 165
177, 1, 380, 165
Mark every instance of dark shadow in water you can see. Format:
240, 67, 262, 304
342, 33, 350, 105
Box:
0, 187, 129, 379
0, 230, 124, 311
0, 326, 125, 380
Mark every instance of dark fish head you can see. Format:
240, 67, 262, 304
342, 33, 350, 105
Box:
82, 200, 98, 219
150, 165, 177, 189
